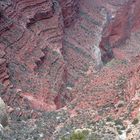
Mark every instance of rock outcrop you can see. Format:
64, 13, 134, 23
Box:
0, 43, 9, 94
99, 0, 140, 62
0, 0, 79, 110
0, 97, 8, 127
59, 0, 79, 27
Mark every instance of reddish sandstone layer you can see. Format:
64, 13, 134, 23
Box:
59, 0, 79, 27
99, 0, 140, 62
0, 0, 79, 111
0, 0, 60, 109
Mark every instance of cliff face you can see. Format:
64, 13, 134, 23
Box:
0, 0, 80, 111
0, 0, 140, 121
99, 0, 140, 62
1, 0, 140, 139
58, 0, 79, 27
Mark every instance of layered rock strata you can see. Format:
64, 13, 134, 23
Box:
0, 0, 79, 110
0, 0, 140, 112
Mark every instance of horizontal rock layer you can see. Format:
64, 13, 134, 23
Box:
0, 0, 79, 110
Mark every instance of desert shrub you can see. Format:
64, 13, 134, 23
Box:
60, 128, 99, 140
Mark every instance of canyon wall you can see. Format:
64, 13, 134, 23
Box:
0, 0, 79, 110
99, 0, 140, 62
0, 0, 140, 112
58, 0, 79, 27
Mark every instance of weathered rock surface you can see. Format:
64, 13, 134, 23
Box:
0, 97, 8, 127
0, 0, 66, 110
59, 0, 79, 27
1, 0, 140, 139
0, 43, 9, 94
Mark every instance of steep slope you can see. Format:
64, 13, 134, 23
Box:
63, 0, 107, 85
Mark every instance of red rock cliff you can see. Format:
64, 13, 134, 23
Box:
0, 0, 140, 112
0, 0, 80, 111
100, 0, 140, 62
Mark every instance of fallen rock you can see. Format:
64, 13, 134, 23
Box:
0, 97, 8, 127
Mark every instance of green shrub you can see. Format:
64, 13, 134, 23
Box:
132, 118, 139, 125
60, 128, 98, 140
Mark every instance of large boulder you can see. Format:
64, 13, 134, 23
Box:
0, 97, 8, 127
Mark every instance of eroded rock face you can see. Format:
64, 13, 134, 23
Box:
1, 0, 140, 140
0, 0, 140, 114
0, 43, 9, 94
58, 0, 79, 27
99, 0, 140, 62
0, 0, 79, 111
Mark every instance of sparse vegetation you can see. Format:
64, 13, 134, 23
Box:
114, 119, 123, 126
117, 130, 123, 135
60, 128, 99, 140
106, 116, 113, 122
106, 59, 128, 67
132, 118, 139, 125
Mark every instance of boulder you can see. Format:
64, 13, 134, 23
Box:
0, 97, 8, 127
